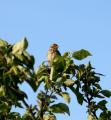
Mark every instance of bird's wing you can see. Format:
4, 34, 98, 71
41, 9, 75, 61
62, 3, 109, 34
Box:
56, 50, 61, 56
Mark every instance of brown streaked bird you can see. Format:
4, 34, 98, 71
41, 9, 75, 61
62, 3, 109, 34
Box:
47, 43, 61, 65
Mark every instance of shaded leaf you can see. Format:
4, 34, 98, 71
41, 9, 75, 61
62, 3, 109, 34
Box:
36, 65, 49, 79
26, 79, 38, 92
100, 90, 111, 98
14, 53, 24, 61
8, 112, 21, 119
50, 103, 70, 115
22, 51, 35, 68
23, 51, 31, 60
94, 84, 102, 90
69, 86, 84, 105
72, 49, 92, 60
52, 56, 65, 71
0, 102, 9, 113
76, 92, 84, 105
9, 87, 28, 100
15, 102, 23, 108
98, 100, 107, 106
51, 95, 58, 100
96, 94, 105, 99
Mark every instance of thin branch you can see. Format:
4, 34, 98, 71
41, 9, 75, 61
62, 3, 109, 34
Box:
22, 99, 36, 120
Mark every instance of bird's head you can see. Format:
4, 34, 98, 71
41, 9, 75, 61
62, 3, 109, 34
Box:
50, 43, 59, 50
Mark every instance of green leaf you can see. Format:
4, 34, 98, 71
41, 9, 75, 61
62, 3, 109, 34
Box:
61, 92, 70, 103
88, 114, 97, 120
9, 87, 28, 100
0, 102, 9, 113
63, 52, 70, 58
26, 79, 39, 92
76, 92, 84, 105
99, 110, 111, 120
36, 65, 49, 79
98, 100, 107, 106
50, 56, 65, 81
69, 86, 84, 105
22, 51, 35, 68
8, 112, 21, 119
23, 51, 31, 60
64, 79, 75, 86
0, 39, 8, 47
28, 55, 35, 68
100, 90, 111, 98
12, 66, 20, 75
51, 58, 65, 80
52, 56, 65, 71
14, 53, 24, 61
94, 84, 102, 90
50, 103, 70, 115
96, 94, 105, 98
12, 37, 28, 54
15, 102, 23, 108
43, 114, 56, 120
0, 85, 6, 97
72, 49, 92, 60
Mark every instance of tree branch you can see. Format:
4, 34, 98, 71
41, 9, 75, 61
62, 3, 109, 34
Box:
22, 99, 36, 120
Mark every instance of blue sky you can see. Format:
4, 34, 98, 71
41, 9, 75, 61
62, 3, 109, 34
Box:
0, 0, 111, 119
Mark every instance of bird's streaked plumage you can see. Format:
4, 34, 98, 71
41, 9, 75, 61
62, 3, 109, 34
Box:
47, 43, 61, 65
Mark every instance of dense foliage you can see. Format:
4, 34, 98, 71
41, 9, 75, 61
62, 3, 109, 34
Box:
0, 38, 111, 120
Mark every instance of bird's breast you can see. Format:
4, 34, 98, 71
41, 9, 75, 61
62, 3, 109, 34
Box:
48, 51, 56, 62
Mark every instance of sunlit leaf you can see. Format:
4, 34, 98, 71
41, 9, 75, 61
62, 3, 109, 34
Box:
12, 37, 28, 54
0, 39, 8, 47
0, 85, 6, 97
43, 114, 56, 120
61, 92, 70, 103
88, 114, 97, 120
64, 79, 75, 86
12, 66, 20, 75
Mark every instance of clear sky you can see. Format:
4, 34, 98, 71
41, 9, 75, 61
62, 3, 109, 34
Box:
0, 0, 111, 119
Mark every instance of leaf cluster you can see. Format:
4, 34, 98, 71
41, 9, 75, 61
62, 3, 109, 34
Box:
0, 38, 35, 119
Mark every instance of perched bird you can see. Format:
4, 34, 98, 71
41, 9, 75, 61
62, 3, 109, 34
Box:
47, 43, 61, 65
47, 43, 65, 81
